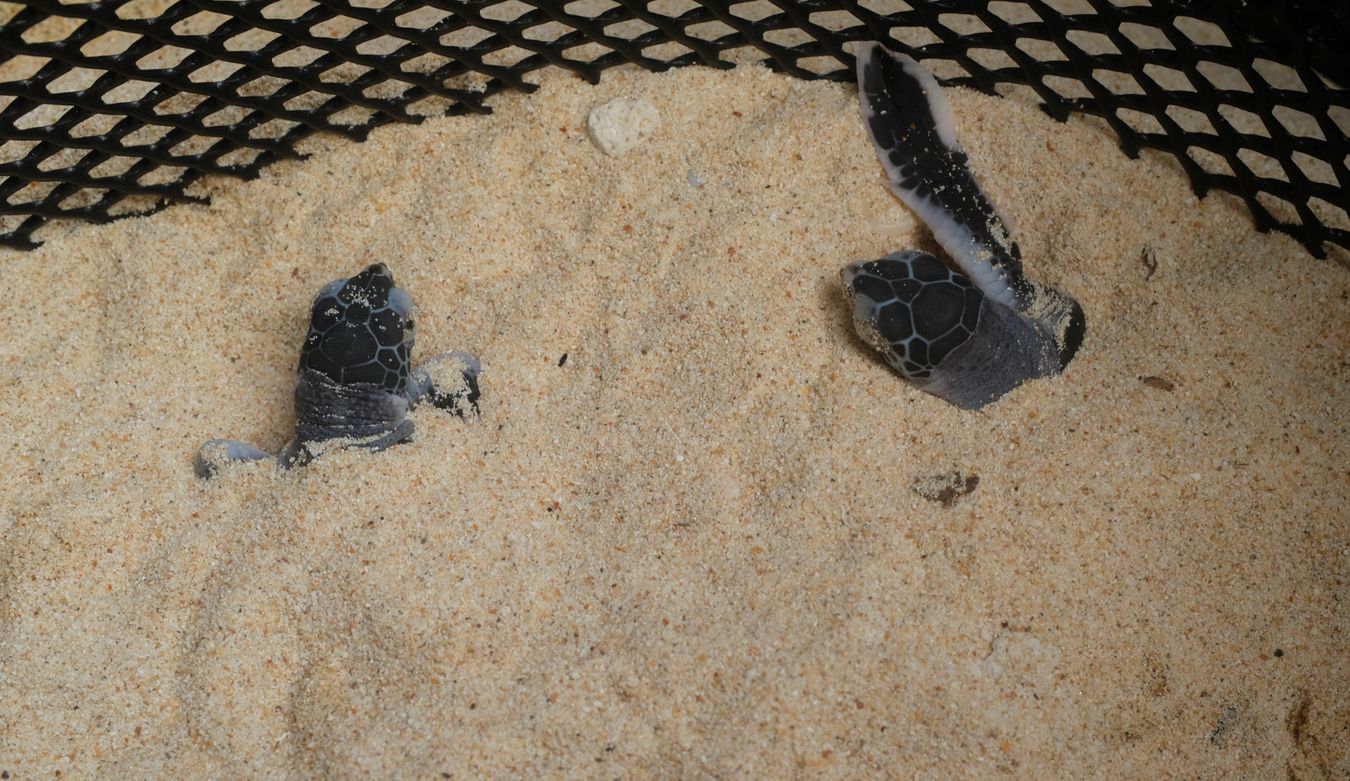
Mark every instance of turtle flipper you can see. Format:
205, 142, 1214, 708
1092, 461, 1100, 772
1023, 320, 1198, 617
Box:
195, 439, 273, 479
856, 42, 1030, 309
409, 351, 481, 418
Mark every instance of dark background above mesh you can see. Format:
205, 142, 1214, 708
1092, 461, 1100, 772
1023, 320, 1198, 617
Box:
0, 0, 1346, 258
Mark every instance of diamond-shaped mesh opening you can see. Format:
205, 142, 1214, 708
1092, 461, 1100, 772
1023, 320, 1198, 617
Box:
0, 0, 1345, 258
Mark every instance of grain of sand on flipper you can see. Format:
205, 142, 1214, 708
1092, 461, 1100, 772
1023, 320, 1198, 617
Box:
1, 61, 1346, 779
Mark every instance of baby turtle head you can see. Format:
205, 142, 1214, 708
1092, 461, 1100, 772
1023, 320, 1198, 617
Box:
299, 263, 415, 394
841, 251, 983, 382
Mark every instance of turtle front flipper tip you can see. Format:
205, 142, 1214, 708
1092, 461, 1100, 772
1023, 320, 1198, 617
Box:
409, 350, 482, 418
195, 439, 273, 479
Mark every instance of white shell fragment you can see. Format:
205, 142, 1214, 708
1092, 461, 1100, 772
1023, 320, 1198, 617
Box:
586, 97, 660, 157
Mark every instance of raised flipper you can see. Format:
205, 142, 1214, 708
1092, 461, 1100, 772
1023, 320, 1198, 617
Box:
408, 350, 482, 417
856, 42, 1031, 309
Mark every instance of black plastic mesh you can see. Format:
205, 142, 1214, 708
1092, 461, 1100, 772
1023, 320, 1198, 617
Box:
1, 0, 1346, 257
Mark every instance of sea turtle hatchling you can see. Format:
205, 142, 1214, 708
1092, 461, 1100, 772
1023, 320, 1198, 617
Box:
195, 263, 480, 478
841, 43, 1086, 409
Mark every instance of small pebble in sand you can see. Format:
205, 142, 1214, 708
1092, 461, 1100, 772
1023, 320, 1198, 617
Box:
912, 471, 981, 508
587, 97, 660, 156
1141, 244, 1159, 279
1208, 705, 1240, 746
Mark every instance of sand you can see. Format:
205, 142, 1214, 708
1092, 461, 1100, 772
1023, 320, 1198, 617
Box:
1, 60, 1346, 779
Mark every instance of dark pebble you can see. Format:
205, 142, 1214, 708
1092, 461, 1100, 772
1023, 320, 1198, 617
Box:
913, 472, 980, 508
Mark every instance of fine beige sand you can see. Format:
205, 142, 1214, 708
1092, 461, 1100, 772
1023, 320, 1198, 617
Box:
1, 61, 1347, 779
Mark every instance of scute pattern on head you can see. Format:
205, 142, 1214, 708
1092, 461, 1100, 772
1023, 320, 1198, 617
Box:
298, 263, 413, 394
845, 251, 983, 381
